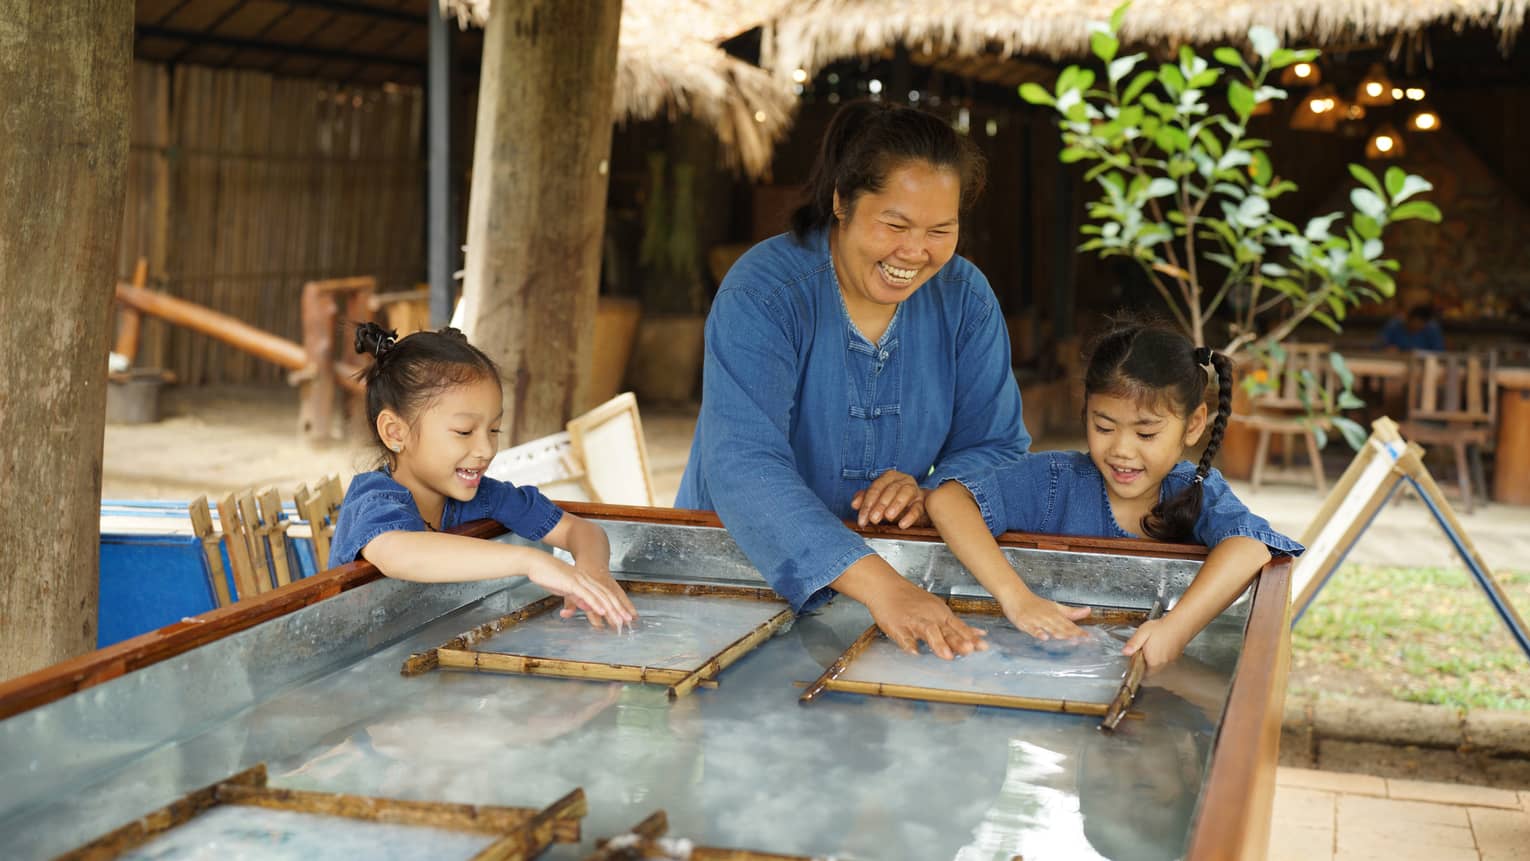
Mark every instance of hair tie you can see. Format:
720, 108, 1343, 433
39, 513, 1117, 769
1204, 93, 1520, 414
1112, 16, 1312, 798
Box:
1192, 473, 1206, 485
1193, 346, 1213, 366
354, 323, 398, 359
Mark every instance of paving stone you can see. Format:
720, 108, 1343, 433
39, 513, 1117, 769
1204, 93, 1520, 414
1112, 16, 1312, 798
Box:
1337, 794, 1472, 832
1333, 834, 1480, 861
1388, 777, 1524, 809
1267, 823, 1332, 861
1465, 710, 1530, 755
1312, 696, 1462, 748
1276, 766, 1386, 797
1469, 807, 1530, 860
1272, 786, 1336, 829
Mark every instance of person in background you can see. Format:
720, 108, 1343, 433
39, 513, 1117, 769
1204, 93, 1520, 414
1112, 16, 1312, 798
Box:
332, 323, 636, 628
1379, 303, 1445, 352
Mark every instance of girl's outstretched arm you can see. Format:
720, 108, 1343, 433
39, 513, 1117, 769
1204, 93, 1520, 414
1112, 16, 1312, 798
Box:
540, 512, 638, 624
361, 530, 633, 626
1123, 535, 1271, 669
927, 481, 1089, 640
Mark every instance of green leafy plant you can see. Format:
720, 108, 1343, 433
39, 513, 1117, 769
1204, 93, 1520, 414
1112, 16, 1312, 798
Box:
1020, 1, 1442, 447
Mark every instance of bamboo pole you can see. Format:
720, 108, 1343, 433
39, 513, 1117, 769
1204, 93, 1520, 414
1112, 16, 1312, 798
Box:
114, 282, 309, 372
816, 677, 1123, 717
436, 648, 697, 686
799, 624, 881, 704
216, 784, 578, 842
669, 608, 793, 699
474, 787, 588, 861
1101, 598, 1163, 732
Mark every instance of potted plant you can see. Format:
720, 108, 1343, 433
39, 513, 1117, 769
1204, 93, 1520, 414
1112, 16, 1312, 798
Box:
1020, 2, 1442, 463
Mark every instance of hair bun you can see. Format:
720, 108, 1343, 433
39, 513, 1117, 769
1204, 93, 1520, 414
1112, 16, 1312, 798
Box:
354, 322, 398, 358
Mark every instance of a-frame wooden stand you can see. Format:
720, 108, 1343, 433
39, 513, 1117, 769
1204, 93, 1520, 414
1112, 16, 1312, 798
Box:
1291, 417, 1530, 660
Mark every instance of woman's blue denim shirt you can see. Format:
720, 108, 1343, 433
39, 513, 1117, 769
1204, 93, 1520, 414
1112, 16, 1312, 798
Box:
950, 450, 1303, 555
676, 229, 1031, 611
330, 469, 565, 567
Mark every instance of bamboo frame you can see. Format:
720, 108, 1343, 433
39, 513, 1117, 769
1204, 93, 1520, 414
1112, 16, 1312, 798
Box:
1100, 598, 1164, 731
566, 392, 655, 507
187, 495, 232, 608
404, 581, 792, 699
54, 763, 584, 861
799, 595, 1149, 718
586, 811, 817, 861
258, 486, 294, 587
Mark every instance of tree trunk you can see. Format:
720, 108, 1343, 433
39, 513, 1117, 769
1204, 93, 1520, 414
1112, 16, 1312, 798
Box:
458, 0, 623, 445
0, 1, 132, 679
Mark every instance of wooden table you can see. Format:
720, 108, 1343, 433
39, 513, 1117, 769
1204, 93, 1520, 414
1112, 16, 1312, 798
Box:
1342, 353, 1530, 505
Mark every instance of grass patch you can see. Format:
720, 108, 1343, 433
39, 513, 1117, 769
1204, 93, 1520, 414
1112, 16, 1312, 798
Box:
1290, 564, 1530, 712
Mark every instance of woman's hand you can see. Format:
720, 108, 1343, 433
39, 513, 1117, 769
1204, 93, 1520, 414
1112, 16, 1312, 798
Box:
527, 553, 634, 629
999, 592, 1091, 641
851, 470, 928, 528
867, 578, 988, 659
1122, 614, 1194, 670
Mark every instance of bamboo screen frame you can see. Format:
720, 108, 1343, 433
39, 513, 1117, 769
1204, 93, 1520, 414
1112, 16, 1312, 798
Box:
403, 580, 794, 699
54, 763, 585, 861
799, 595, 1150, 718
585, 811, 817, 861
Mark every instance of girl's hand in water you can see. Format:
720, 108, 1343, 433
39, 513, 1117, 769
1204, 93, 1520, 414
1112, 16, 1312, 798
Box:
851, 470, 928, 528
1122, 614, 1193, 670
999, 592, 1091, 641
558, 566, 638, 630
527, 554, 634, 629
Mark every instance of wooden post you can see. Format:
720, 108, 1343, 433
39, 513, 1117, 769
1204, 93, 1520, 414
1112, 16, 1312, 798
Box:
458, 0, 623, 445
0, 0, 131, 679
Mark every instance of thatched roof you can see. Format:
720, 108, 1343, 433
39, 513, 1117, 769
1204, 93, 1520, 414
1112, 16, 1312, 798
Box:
765, 0, 1529, 77
440, 0, 795, 179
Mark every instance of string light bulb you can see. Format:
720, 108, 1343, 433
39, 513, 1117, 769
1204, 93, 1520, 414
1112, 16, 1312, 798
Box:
791, 68, 808, 84
1355, 64, 1396, 107
1409, 109, 1440, 132
1365, 123, 1406, 159
1280, 59, 1322, 86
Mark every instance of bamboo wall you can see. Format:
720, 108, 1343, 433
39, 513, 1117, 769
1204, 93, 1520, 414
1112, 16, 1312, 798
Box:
118, 62, 424, 384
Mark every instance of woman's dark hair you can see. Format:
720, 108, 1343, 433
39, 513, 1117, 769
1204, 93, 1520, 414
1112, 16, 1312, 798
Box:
1083, 321, 1232, 543
790, 100, 987, 240
353, 322, 500, 455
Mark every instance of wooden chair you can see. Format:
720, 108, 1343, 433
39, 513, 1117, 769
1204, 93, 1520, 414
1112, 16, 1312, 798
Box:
1230, 343, 1335, 492
1398, 350, 1498, 513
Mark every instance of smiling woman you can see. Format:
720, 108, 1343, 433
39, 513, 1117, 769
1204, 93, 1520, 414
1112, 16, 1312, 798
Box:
676, 100, 1030, 658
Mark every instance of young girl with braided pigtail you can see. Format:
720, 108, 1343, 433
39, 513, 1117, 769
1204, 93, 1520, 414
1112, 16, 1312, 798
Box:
927, 321, 1302, 669
329, 322, 636, 629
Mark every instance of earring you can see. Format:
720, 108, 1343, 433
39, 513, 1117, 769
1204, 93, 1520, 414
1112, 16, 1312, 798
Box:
391, 444, 401, 453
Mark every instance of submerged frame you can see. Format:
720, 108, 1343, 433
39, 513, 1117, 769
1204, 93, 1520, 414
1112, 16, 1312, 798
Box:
586, 811, 816, 861
55, 763, 585, 861
402, 579, 794, 698
799, 595, 1151, 718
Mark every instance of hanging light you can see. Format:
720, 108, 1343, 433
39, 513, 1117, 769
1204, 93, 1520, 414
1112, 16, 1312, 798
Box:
1409, 108, 1441, 132
1280, 60, 1322, 86
1291, 84, 1342, 132
1365, 123, 1406, 159
1405, 87, 1427, 101
1356, 63, 1395, 106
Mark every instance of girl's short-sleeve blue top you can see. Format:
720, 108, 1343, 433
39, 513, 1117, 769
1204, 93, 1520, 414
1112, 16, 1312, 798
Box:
676, 229, 1031, 611
949, 450, 1303, 556
330, 469, 565, 567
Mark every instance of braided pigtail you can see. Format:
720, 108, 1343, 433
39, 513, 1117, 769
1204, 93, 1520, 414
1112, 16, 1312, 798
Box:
1140, 346, 1224, 543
